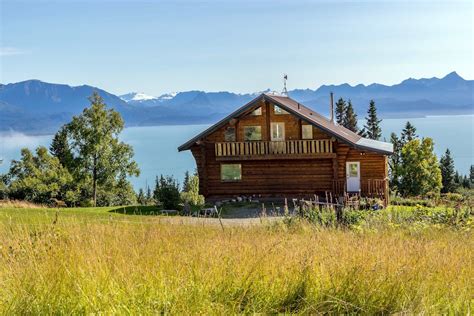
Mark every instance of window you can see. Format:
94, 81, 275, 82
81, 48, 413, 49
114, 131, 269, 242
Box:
271, 122, 285, 141
274, 105, 288, 115
251, 107, 262, 115
244, 126, 262, 141
348, 163, 358, 177
224, 127, 235, 142
302, 125, 313, 139
221, 164, 241, 181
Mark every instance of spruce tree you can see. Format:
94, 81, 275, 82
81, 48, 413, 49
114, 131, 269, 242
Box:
137, 188, 146, 205
401, 121, 417, 143
440, 149, 456, 193
50, 126, 74, 169
363, 100, 382, 140
389, 132, 402, 190
343, 100, 358, 132
470, 165, 474, 185
183, 171, 190, 192
334, 98, 346, 125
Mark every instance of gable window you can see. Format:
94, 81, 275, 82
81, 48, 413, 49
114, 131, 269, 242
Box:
243, 126, 262, 141
274, 105, 288, 115
302, 125, 313, 139
225, 127, 236, 142
271, 122, 285, 141
221, 164, 241, 181
251, 107, 262, 115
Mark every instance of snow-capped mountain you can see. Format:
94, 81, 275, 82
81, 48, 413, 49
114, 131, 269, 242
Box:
120, 92, 180, 106
120, 92, 157, 102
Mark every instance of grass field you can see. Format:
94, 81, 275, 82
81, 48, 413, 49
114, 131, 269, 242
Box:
0, 205, 472, 314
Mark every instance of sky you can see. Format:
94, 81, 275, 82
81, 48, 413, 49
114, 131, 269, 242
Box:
1, 0, 473, 96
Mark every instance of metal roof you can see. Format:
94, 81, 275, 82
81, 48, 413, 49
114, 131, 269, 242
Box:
178, 93, 393, 155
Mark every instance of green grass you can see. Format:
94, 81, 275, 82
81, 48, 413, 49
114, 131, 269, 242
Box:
0, 205, 164, 224
0, 204, 472, 314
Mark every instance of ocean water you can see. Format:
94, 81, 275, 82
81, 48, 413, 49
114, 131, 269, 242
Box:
0, 115, 472, 190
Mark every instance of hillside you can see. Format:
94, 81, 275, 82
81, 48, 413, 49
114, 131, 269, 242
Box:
0, 72, 472, 134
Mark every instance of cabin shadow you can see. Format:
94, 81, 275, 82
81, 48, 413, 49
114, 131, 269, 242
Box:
109, 205, 163, 216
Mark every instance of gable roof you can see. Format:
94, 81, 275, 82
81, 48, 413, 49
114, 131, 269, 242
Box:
178, 93, 393, 155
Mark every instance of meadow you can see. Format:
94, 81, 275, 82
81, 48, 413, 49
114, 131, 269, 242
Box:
0, 205, 472, 314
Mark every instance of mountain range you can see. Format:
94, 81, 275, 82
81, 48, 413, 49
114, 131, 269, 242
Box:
0, 72, 472, 134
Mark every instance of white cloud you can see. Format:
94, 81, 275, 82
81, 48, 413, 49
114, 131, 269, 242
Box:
0, 47, 28, 56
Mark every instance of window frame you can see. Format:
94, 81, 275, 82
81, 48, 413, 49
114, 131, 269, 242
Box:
301, 125, 313, 140
243, 125, 262, 141
220, 164, 242, 182
271, 122, 285, 141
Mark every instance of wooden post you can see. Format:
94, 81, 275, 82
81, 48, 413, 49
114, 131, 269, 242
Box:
265, 101, 271, 141
200, 144, 208, 197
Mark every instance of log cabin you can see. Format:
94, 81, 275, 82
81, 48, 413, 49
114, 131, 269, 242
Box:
178, 93, 393, 204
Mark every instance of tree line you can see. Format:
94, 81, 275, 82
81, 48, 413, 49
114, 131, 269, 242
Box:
335, 97, 472, 196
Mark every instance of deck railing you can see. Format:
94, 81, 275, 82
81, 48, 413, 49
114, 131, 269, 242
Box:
214, 139, 333, 158
333, 179, 387, 198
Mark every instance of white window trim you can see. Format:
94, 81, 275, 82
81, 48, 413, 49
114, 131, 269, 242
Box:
271, 122, 285, 141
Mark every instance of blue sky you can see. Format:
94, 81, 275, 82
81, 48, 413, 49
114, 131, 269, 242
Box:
1, 0, 473, 96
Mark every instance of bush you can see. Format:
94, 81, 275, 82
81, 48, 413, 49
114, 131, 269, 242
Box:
153, 175, 181, 210
180, 175, 204, 207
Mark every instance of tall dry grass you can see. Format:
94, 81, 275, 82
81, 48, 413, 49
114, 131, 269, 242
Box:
0, 217, 472, 314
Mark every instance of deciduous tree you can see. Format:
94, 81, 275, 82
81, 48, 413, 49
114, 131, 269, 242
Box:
399, 138, 442, 196
66, 92, 139, 206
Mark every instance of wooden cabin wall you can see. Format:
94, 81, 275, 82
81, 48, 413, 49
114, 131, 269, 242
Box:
193, 143, 334, 197
335, 142, 387, 180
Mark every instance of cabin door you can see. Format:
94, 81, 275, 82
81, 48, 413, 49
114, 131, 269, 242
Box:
346, 161, 360, 192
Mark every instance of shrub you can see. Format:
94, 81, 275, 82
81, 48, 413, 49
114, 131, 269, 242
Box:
153, 175, 181, 210
180, 175, 204, 207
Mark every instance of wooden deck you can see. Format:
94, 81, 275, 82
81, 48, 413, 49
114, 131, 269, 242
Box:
215, 139, 334, 160
333, 179, 388, 198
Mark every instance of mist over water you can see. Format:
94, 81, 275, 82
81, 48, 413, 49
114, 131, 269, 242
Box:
0, 115, 472, 190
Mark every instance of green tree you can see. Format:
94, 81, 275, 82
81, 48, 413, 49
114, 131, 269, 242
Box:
440, 149, 456, 193
182, 170, 191, 192
146, 185, 153, 205
66, 92, 140, 206
137, 188, 146, 205
154, 175, 180, 210
343, 100, 358, 132
363, 100, 382, 140
334, 98, 346, 125
399, 138, 442, 196
470, 165, 474, 185
180, 174, 204, 207
389, 132, 402, 190
50, 126, 75, 169
401, 121, 417, 143
7, 147, 73, 204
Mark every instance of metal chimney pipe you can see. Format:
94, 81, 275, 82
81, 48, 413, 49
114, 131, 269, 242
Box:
330, 92, 334, 123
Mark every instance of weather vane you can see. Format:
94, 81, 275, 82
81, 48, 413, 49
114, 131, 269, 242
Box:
282, 74, 288, 96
